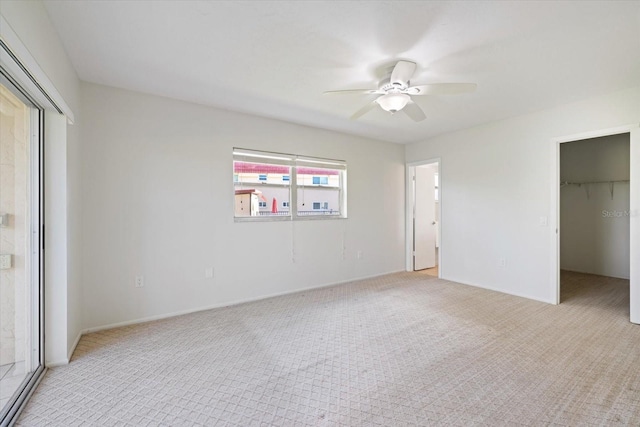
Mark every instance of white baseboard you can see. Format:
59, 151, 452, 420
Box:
68, 331, 82, 361
46, 331, 82, 367
81, 270, 405, 335
46, 359, 69, 368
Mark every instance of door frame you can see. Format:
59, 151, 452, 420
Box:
550, 123, 639, 324
406, 158, 441, 276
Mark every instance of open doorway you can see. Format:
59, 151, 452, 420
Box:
557, 132, 631, 315
406, 160, 440, 277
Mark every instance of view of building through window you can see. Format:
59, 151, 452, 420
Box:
233, 149, 346, 219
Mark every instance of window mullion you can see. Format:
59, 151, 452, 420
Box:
291, 159, 298, 220
340, 170, 346, 217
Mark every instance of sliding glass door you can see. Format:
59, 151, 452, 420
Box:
0, 76, 44, 423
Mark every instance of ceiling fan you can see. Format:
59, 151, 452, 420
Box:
324, 60, 477, 122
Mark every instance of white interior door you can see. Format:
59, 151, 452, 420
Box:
414, 165, 436, 270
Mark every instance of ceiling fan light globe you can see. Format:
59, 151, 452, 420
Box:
376, 93, 410, 113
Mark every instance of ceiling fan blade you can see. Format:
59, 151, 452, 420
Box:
402, 100, 426, 122
324, 89, 381, 95
407, 83, 477, 96
350, 101, 378, 120
390, 61, 417, 86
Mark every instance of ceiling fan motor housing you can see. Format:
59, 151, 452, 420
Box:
379, 81, 408, 93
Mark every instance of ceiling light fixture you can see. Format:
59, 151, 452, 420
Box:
325, 60, 477, 122
375, 93, 410, 113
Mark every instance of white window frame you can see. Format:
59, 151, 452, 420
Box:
233, 148, 347, 221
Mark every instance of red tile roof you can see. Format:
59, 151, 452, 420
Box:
233, 162, 339, 175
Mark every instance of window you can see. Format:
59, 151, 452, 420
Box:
233, 148, 346, 220
234, 159, 291, 218
297, 165, 342, 217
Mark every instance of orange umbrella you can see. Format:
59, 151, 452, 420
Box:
271, 197, 278, 213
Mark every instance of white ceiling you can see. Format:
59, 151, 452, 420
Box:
43, 1, 640, 144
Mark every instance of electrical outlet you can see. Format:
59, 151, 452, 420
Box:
135, 276, 144, 288
205, 267, 214, 279
498, 258, 507, 268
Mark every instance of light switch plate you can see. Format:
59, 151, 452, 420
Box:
0, 254, 12, 269
0, 213, 8, 227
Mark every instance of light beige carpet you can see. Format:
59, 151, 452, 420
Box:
17, 271, 640, 426
423, 266, 439, 277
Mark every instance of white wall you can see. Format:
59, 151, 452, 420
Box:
43, 111, 68, 365
406, 87, 640, 305
80, 82, 405, 331
1, 0, 82, 363
560, 134, 630, 279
